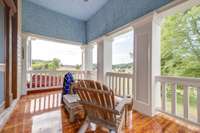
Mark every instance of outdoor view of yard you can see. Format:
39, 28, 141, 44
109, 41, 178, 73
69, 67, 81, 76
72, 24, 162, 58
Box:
161, 5, 200, 120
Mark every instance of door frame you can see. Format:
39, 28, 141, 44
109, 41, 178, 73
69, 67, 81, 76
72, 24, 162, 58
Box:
0, 0, 17, 108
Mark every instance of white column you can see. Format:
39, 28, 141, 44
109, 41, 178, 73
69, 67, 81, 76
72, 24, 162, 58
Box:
81, 45, 93, 71
17, 0, 23, 98
21, 35, 29, 95
81, 45, 93, 79
132, 13, 161, 116
96, 37, 112, 83
27, 37, 33, 70
152, 13, 162, 115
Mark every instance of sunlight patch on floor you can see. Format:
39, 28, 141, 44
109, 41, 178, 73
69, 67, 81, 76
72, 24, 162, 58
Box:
32, 110, 62, 133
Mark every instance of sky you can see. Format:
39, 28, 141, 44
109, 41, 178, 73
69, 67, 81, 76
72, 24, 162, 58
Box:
112, 31, 133, 65
31, 40, 82, 65
32, 31, 133, 66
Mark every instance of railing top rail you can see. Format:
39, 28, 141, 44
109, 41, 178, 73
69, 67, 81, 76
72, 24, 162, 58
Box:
156, 76, 200, 87
106, 72, 133, 78
27, 70, 87, 73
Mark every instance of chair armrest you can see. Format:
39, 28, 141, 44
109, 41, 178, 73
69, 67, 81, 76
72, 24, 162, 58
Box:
115, 98, 131, 114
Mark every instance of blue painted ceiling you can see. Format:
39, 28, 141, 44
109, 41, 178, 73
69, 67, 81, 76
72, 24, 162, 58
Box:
26, 0, 109, 21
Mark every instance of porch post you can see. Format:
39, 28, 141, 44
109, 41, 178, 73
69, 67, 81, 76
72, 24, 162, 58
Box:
27, 37, 33, 70
132, 13, 161, 116
81, 45, 93, 71
81, 45, 93, 79
21, 35, 29, 95
96, 37, 112, 83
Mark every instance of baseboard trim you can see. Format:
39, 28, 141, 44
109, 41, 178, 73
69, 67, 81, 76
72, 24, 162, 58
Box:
0, 99, 19, 132
133, 99, 153, 116
0, 101, 5, 114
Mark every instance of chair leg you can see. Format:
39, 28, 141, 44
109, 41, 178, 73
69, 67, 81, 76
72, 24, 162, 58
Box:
78, 119, 90, 133
69, 111, 75, 122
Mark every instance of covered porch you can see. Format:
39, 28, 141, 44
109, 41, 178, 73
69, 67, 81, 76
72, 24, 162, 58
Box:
0, 0, 200, 132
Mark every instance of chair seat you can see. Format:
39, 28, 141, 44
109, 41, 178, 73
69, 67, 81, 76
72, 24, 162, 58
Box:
63, 94, 80, 104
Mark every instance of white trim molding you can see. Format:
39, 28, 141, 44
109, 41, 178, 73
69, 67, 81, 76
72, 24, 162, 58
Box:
22, 32, 84, 46
0, 64, 5, 72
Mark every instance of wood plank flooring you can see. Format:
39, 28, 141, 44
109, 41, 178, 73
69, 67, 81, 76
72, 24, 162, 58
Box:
1, 91, 200, 133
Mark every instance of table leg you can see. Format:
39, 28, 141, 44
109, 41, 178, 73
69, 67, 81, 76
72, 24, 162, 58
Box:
69, 110, 75, 122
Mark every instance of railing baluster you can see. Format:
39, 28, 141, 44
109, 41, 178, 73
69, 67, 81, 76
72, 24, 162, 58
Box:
183, 85, 189, 119
44, 72, 47, 88
197, 88, 200, 123
172, 83, 177, 115
109, 75, 112, 88
55, 73, 58, 87
123, 77, 125, 97
40, 73, 42, 88
30, 72, 32, 89
127, 78, 130, 96
112, 75, 114, 92
35, 73, 38, 89
161, 82, 166, 112
61, 72, 64, 85
115, 76, 117, 95
58, 72, 60, 86
53, 72, 55, 87
48, 73, 51, 87
119, 77, 121, 96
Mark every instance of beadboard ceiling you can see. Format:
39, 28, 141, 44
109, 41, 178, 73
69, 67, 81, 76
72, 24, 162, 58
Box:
26, 0, 109, 21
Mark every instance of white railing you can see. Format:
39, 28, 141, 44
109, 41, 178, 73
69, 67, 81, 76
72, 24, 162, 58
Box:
26, 70, 95, 91
156, 76, 200, 124
87, 70, 97, 80
106, 72, 133, 97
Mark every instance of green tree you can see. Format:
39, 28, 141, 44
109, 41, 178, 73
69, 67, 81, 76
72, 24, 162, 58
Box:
161, 6, 200, 78
32, 58, 61, 70
75, 64, 81, 70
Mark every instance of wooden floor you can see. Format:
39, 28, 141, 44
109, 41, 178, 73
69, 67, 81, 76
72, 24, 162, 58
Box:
1, 91, 200, 133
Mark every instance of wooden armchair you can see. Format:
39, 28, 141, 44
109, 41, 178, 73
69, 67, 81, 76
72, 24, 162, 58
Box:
75, 80, 129, 133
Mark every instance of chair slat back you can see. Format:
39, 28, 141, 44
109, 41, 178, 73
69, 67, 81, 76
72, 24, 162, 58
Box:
76, 80, 116, 125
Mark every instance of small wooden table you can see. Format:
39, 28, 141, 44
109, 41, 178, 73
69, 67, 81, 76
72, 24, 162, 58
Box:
63, 94, 84, 122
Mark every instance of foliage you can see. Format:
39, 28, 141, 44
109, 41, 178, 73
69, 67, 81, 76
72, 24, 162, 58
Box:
112, 63, 133, 73
32, 58, 61, 70
75, 64, 81, 70
161, 6, 200, 78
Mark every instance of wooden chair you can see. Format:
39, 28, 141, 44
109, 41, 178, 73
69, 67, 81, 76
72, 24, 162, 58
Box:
75, 80, 129, 133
